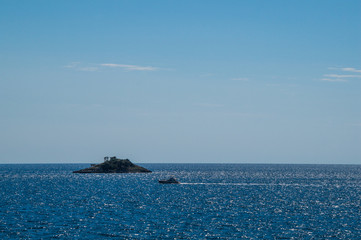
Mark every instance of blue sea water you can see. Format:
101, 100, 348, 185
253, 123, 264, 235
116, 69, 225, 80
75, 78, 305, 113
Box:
0, 164, 360, 239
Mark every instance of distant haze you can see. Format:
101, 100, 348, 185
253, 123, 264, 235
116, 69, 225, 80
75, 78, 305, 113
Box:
0, 1, 360, 164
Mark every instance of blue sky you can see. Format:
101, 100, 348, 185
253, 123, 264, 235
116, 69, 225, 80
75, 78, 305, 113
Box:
1, 0, 360, 163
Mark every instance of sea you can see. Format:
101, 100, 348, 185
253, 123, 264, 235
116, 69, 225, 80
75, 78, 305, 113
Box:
0, 164, 360, 239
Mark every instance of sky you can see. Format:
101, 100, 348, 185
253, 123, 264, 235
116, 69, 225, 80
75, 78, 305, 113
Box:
0, 0, 360, 164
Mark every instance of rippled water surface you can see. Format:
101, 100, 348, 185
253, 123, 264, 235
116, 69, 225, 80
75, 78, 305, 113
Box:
1, 164, 361, 239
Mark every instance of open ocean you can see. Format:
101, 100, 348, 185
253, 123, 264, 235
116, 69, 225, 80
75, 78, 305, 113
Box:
0, 163, 360, 239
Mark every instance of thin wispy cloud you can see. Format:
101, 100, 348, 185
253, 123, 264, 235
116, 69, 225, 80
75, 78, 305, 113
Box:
321, 67, 361, 82
64, 62, 80, 68
321, 78, 348, 82
64, 62, 99, 71
341, 67, 361, 73
78, 67, 99, 72
65, 62, 159, 72
328, 67, 361, 73
100, 63, 158, 71
324, 74, 361, 78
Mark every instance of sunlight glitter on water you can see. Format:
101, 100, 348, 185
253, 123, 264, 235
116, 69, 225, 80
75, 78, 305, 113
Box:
0, 163, 360, 239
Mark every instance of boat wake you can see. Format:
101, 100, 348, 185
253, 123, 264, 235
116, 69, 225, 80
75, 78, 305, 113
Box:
180, 183, 323, 187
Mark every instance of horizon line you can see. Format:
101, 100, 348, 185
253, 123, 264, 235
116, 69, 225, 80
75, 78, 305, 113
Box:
0, 162, 360, 165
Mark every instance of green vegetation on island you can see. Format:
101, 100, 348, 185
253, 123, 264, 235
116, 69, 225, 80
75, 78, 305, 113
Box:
73, 157, 151, 173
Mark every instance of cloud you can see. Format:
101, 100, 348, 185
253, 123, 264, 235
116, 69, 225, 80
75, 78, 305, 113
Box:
341, 67, 361, 73
65, 62, 159, 72
322, 67, 361, 82
329, 67, 361, 73
78, 67, 99, 72
100, 63, 158, 71
64, 62, 81, 68
64, 62, 98, 71
321, 78, 348, 82
324, 74, 361, 78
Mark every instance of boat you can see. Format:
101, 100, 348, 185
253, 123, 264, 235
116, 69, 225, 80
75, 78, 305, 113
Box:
158, 177, 180, 184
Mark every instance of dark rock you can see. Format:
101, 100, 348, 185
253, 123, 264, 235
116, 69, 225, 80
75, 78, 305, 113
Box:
73, 158, 151, 173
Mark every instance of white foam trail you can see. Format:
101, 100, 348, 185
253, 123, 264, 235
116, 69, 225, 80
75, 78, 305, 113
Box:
180, 183, 323, 187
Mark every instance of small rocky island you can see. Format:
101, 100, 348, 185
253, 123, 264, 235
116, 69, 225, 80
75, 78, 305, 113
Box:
73, 156, 151, 173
